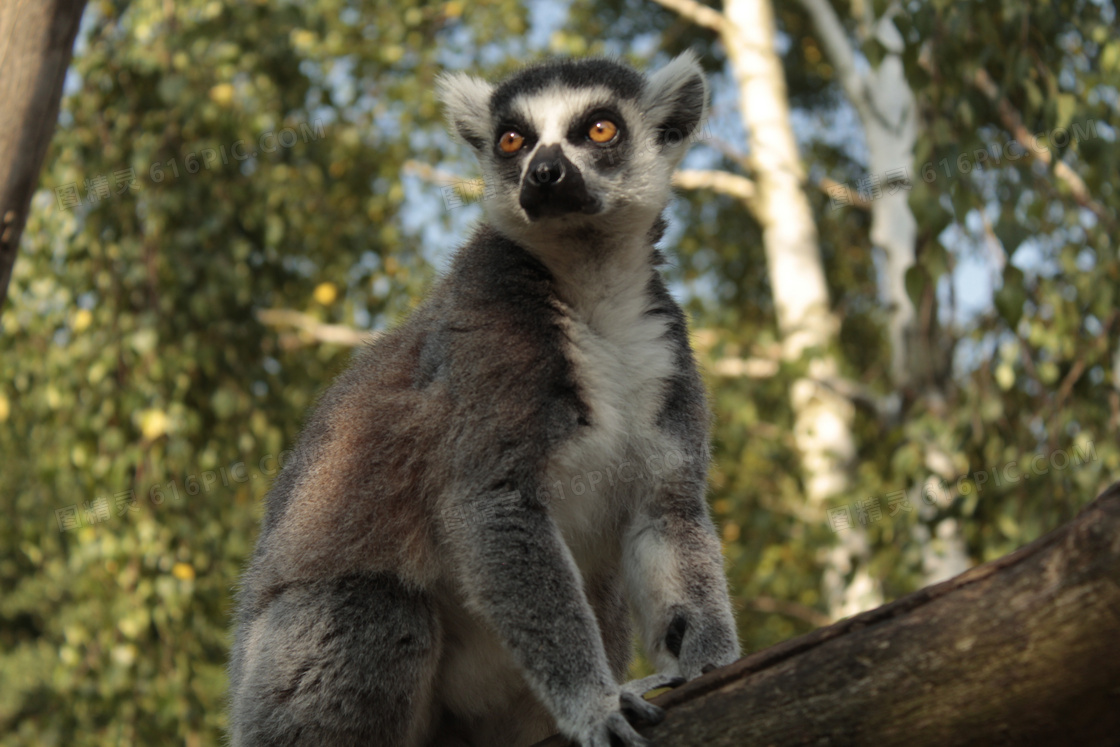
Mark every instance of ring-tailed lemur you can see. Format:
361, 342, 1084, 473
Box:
229, 52, 740, 747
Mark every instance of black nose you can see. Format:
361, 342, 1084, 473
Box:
520, 144, 600, 220
528, 155, 566, 187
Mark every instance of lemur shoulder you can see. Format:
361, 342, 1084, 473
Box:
230, 52, 740, 747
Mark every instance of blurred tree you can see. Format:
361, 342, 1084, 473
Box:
792, 0, 974, 603
0, 0, 88, 308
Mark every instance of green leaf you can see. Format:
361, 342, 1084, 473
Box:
905, 264, 931, 309
994, 265, 1026, 329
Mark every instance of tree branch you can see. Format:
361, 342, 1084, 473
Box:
402, 159, 471, 188
794, 0, 869, 119
970, 68, 1112, 227
255, 308, 375, 348
672, 169, 755, 203
648, 0, 727, 34
818, 175, 872, 210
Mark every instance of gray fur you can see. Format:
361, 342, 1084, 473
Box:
230, 52, 739, 747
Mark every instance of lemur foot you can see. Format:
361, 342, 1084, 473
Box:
620, 672, 686, 699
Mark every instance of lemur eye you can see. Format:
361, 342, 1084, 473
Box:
498, 130, 525, 154
588, 119, 618, 144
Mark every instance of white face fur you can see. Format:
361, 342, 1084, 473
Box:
436, 53, 708, 254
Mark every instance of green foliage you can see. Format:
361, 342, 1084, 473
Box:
1, 0, 525, 743
2, 0, 1119, 743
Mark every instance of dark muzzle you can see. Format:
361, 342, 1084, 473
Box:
519, 144, 601, 220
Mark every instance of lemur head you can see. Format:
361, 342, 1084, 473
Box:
437, 53, 707, 250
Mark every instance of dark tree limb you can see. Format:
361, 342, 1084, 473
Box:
536, 482, 1120, 746
0, 0, 88, 311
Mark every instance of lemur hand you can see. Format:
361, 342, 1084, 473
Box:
574, 674, 684, 747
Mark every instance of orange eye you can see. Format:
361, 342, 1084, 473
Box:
498, 130, 525, 154
588, 119, 618, 143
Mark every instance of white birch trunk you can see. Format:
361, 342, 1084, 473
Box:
798, 0, 971, 584
799, 0, 919, 385
721, 0, 879, 618
858, 25, 918, 389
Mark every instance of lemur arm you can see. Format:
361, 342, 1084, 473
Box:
623, 483, 741, 679
440, 486, 672, 747
622, 306, 741, 679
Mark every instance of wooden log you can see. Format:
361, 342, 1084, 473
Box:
536, 482, 1120, 746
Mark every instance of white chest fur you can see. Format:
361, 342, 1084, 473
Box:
544, 262, 679, 566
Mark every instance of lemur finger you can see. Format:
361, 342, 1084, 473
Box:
603, 711, 652, 747
619, 691, 665, 726
620, 672, 686, 698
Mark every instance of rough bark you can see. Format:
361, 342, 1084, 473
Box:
535, 481, 1120, 746
0, 0, 88, 310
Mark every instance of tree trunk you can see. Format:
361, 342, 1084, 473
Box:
0, 0, 88, 310
797, 0, 921, 389
650, 0, 880, 621
535, 481, 1120, 746
796, 0, 971, 590
720, 0, 876, 619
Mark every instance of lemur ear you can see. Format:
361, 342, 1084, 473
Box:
643, 50, 708, 146
436, 72, 494, 152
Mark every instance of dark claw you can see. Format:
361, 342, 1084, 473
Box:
620, 690, 666, 726
604, 711, 652, 747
